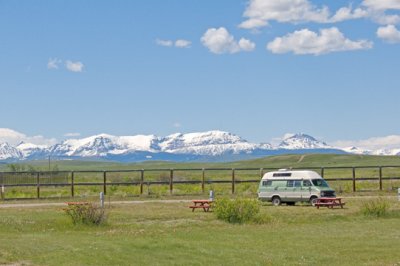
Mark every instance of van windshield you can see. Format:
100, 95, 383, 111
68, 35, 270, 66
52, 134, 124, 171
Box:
311, 179, 329, 187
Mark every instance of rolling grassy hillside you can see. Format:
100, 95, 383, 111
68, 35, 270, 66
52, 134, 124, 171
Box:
1, 154, 400, 171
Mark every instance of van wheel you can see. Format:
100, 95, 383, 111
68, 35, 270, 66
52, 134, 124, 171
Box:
310, 196, 318, 206
272, 196, 281, 206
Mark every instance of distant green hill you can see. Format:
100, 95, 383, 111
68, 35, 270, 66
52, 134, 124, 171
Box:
1, 154, 400, 172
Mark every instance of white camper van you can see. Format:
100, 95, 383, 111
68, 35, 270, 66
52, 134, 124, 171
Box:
258, 169, 335, 206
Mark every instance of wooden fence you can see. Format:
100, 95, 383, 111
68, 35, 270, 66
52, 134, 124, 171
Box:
1, 166, 400, 199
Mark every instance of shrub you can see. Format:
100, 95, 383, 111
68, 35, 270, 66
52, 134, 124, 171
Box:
361, 198, 390, 217
213, 198, 260, 224
64, 203, 107, 225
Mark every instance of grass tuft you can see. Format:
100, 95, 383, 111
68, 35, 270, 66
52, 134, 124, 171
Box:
360, 198, 390, 217
64, 203, 107, 225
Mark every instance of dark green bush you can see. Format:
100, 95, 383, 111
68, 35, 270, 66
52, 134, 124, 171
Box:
361, 198, 390, 217
64, 203, 107, 225
213, 198, 260, 224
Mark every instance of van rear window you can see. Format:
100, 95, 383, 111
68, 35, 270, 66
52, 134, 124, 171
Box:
273, 173, 292, 177
262, 180, 272, 187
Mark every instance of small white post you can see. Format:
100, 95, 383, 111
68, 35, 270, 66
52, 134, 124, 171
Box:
100, 192, 105, 208
209, 190, 214, 201
398, 188, 400, 202
1, 185, 4, 200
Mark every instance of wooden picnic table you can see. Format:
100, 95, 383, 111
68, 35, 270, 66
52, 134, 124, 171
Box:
189, 199, 213, 212
315, 197, 345, 209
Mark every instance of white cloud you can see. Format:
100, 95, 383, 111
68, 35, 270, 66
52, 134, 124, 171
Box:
239, 0, 331, 29
66, 60, 84, 72
156, 39, 173, 47
377, 24, 400, 42
201, 27, 255, 54
333, 135, 400, 150
239, 0, 400, 29
175, 39, 191, 48
362, 0, 400, 11
238, 38, 256, 51
330, 6, 369, 22
0, 128, 57, 146
47, 58, 62, 69
64, 132, 81, 137
361, 0, 400, 24
156, 39, 192, 48
267, 27, 373, 55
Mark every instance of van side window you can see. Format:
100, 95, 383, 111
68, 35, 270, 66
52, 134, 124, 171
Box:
303, 180, 312, 187
262, 180, 272, 187
294, 180, 302, 187
287, 180, 294, 187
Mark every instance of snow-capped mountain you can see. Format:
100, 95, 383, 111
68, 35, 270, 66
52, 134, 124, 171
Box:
0, 130, 398, 162
17, 142, 49, 158
0, 142, 22, 160
342, 146, 372, 155
278, 134, 331, 150
159, 131, 266, 155
372, 149, 400, 156
49, 134, 160, 157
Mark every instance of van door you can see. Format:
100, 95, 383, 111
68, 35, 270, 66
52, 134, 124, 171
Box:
286, 180, 303, 201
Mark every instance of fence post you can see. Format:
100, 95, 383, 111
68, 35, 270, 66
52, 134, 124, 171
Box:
260, 168, 264, 178
379, 166, 383, 191
103, 171, 107, 195
201, 168, 205, 193
321, 167, 325, 178
0, 173, 4, 200
169, 169, 173, 195
232, 168, 235, 194
71, 171, 75, 197
36, 172, 40, 199
140, 169, 144, 195
352, 167, 356, 192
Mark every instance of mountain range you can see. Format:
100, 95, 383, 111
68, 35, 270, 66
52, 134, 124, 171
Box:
0, 131, 398, 162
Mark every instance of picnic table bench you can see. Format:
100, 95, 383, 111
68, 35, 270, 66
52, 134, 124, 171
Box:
315, 197, 345, 209
189, 199, 213, 212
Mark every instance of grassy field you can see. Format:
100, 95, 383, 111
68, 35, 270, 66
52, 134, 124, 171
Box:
2, 154, 400, 171
1, 154, 400, 199
1, 197, 400, 265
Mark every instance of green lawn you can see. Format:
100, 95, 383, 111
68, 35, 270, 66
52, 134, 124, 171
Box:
1, 197, 400, 265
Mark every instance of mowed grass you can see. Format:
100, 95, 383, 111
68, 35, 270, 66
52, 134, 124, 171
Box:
1, 197, 400, 265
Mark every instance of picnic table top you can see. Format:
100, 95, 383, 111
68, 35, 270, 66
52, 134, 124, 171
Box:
192, 199, 213, 203
318, 197, 342, 201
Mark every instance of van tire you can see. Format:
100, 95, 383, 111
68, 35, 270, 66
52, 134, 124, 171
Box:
310, 196, 318, 206
272, 196, 281, 206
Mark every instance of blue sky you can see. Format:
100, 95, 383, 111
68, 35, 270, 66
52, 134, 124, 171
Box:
1, 0, 400, 148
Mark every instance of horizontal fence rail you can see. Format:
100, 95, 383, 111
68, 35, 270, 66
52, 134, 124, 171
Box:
0, 166, 400, 199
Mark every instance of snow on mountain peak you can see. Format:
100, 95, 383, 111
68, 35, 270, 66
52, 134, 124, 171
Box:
16, 142, 48, 157
158, 130, 256, 155
51, 133, 160, 157
279, 133, 330, 149
0, 142, 22, 160
1, 130, 399, 161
